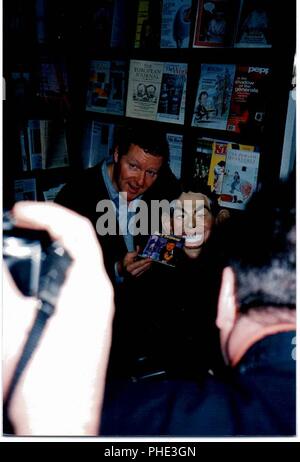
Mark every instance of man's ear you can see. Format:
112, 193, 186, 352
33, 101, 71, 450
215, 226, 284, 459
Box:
161, 212, 173, 235
113, 147, 119, 164
216, 266, 238, 334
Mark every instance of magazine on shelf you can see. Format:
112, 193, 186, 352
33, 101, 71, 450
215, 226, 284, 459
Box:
160, 0, 192, 48
219, 148, 260, 210
25, 120, 69, 171
234, 0, 272, 48
40, 120, 69, 169
86, 60, 126, 115
193, 0, 239, 48
166, 133, 183, 179
27, 120, 43, 170
206, 138, 257, 193
38, 59, 69, 99
139, 233, 184, 268
207, 140, 228, 193
80, 121, 115, 169
126, 60, 187, 125
192, 138, 214, 186
226, 64, 271, 134
134, 0, 161, 48
86, 0, 129, 48
14, 178, 37, 202
192, 63, 235, 130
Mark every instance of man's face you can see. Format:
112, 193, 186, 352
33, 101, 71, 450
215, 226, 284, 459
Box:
173, 191, 214, 259
166, 242, 175, 251
114, 144, 163, 202
147, 86, 156, 97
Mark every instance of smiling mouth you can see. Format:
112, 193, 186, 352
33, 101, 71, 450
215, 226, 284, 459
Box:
128, 184, 140, 194
183, 234, 204, 248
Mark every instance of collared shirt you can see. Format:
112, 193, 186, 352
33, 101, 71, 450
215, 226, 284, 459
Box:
101, 160, 142, 282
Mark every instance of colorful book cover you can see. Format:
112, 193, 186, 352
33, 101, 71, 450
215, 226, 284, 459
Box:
139, 233, 184, 267
160, 0, 192, 48
226, 64, 271, 134
86, 60, 126, 115
219, 148, 260, 209
193, 0, 239, 48
234, 0, 272, 48
192, 63, 236, 130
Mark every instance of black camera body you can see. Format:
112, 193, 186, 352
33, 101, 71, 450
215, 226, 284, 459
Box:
3, 212, 72, 306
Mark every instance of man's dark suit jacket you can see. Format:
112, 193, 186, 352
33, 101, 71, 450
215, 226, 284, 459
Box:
101, 331, 296, 436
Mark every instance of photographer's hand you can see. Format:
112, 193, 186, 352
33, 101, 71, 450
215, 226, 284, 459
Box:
3, 202, 114, 436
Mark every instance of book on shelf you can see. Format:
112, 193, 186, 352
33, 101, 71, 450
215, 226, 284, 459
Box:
166, 133, 183, 179
10, 65, 33, 101
192, 63, 236, 130
14, 178, 37, 202
193, 0, 240, 48
192, 63, 271, 134
86, 0, 130, 49
226, 64, 271, 134
192, 138, 215, 186
38, 58, 69, 100
160, 0, 192, 48
126, 60, 187, 125
234, 0, 272, 48
134, 0, 162, 48
80, 121, 115, 169
207, 139, 229, 193
191, 137, 257, 196
24, 120, 69, 171
219, 148, 260, 210
86, 60, 126, 115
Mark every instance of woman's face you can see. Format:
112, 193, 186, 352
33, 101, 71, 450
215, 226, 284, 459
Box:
172, 191, 214, 259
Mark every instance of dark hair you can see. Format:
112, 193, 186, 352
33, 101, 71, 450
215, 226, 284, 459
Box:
199, 91, 208, 99
223, 178, 296, 312
115, 125, 169, 164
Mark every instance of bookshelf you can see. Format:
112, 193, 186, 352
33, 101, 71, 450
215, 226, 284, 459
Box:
3, 0, 296, 210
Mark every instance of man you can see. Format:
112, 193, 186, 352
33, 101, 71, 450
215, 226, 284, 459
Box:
101, 179, 296, 436
56, 126, 180, 378
56, 125, 180, 285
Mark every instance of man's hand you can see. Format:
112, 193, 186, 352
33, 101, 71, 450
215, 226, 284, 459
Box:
3, 201, 114, 436
118, 246, 152, 278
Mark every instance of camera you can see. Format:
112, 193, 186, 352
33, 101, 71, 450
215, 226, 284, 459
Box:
3, 211, 72, 306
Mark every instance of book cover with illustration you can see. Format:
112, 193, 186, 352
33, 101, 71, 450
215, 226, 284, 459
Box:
193, 0, 239, 48
207, 139, 257, 193
192, 138, 216, 186
126, 60, 187, 124
219, 148, 260, 210
86, 60, 126, 115
226, 64, 271, 134
207, 140, 229, 193
139, 234, 184, 267
134, 0, 161, 48
234, 0, 272, 48
192, 63, 235, 130
160, 0, 192, 48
